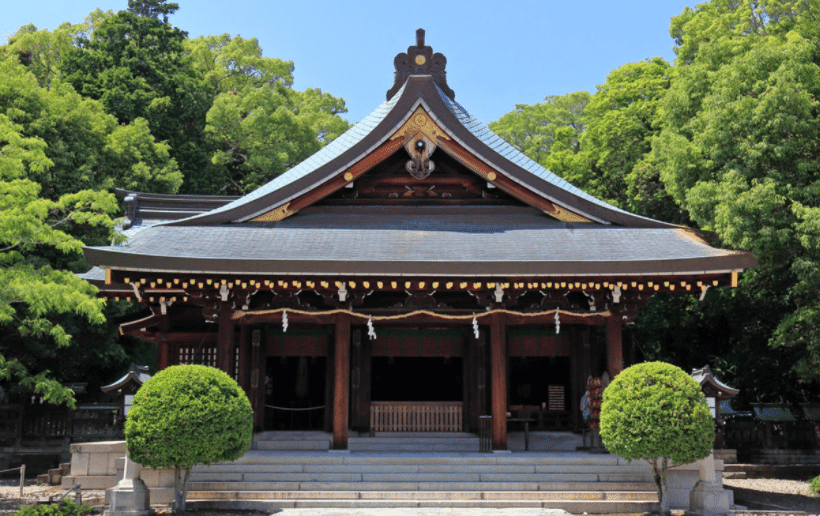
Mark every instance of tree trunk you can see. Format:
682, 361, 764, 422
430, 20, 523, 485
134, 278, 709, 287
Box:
652, 458, 671, 516
180, 466, 192, 512
173, 466, 192, 513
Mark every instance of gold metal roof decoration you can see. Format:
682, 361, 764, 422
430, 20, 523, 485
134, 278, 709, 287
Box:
391, 107, 451, 179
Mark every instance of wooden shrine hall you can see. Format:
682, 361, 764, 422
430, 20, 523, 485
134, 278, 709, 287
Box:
83, 30, 756, 451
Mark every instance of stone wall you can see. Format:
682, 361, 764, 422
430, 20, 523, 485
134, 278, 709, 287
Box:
62, 441, 175, 505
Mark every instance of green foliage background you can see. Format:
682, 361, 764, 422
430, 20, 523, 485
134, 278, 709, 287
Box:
0, 0, 349, 405
4, 0, 820, 408
490, 0, 820, 405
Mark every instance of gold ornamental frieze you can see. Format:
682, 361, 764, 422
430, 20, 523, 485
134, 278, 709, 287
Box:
251, 202, 294, 222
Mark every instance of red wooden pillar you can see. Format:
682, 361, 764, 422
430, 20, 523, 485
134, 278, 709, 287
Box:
157, 312, 170, 370
157, 343, 170, 371
238, 325, 250, 391
250, 328, 264, 431
333, 314, 351, 449
606, 315, 623, 377
216, 303, 234, 374
490, 313, 507, 450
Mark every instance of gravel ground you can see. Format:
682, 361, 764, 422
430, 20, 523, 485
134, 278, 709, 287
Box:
724, 478, 820, 514
2, 478, 818, 515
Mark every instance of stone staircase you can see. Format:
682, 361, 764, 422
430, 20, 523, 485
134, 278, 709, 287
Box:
186, 448, 660, 513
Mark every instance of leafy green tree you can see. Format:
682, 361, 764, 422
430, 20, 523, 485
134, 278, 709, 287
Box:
490, 91, 590, 173
600, 362, 714, 516
61, 0, 212, 192
0, 60, 182, 199
652, 0, 820, 384
191, 34, 350, 194
126, 365, 253, 513
0, 114, 120, 407
582, 58, 684, 221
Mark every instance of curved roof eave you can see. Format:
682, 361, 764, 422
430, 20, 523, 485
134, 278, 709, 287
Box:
165, 75, 676, 228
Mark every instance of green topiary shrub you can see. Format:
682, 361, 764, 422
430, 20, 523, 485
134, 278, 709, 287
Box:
15, 499, 95, 516
600, 361, 714, 516
125, 365, 253, 513
810, 474, 820, 493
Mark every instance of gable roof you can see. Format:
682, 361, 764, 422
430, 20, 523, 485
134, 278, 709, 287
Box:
168, 76, 670, 228
84, 31, 756, 281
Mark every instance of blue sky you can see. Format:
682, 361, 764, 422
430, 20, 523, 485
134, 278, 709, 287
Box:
2, 0, 697, 125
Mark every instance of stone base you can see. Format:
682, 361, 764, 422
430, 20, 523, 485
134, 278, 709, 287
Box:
104, 478, 152, 516
688, 480, 732, 516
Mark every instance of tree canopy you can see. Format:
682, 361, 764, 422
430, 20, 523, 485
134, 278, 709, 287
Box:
490, 0, 820, 400
0, 0, 350, 404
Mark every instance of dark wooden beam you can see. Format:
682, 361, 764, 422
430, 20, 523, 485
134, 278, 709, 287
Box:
333, 314, 351, 449
490, 312, 507, 451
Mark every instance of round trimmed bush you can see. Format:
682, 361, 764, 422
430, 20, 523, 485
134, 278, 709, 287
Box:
125, 365, 253, 512
600, 361, 714, 514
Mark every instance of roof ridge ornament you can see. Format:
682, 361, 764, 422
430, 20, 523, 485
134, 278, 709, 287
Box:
387, 28, 455, 100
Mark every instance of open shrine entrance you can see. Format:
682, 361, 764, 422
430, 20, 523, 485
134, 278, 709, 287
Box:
507, 328, 574, 431
264, 329, 331, 431
357, 328, 472, 433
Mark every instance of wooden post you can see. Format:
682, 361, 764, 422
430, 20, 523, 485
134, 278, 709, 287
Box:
606, 315, 623, 377
250, 329, 263, 431
157, 343, 170, 371
490, 313, 507, 450
238, 325, 250, 392
216, 303, 234, 374
333, 314, 351, 449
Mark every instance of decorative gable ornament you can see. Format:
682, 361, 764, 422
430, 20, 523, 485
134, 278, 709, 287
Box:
387, 28, 454, 100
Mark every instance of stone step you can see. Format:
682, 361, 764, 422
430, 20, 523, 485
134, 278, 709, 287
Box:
189, 480, 655, 492
228, 451, 625, 466
255, 440, 330, 451
186, 489, 657, 501
348, 443, 480, 452
188, 478, 654, 491
184, 494, 658, 513
193, 462, 650, 475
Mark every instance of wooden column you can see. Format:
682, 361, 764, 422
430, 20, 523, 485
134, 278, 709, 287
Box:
490, 313, 507, 450
606, 315, 623, 377
157, 343, 170, 371
216, 303, 234, 374
333, 314, 351, 449
250, 328, 264, 431
238, 325, 250, 392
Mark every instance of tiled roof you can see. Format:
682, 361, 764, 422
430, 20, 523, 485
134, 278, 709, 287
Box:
86, 205, 754, 276
177, 82, 407, 224
435, 85, 642, 221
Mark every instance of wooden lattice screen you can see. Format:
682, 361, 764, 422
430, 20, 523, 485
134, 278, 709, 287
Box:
370, 401, 463, 432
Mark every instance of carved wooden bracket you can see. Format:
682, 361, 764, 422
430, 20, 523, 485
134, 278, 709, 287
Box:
404, 133, 436, 179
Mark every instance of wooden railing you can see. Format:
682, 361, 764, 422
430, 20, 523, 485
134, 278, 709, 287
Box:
370, 401, 463, 432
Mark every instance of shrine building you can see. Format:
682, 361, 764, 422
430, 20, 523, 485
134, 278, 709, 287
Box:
83, 30, 756, 451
